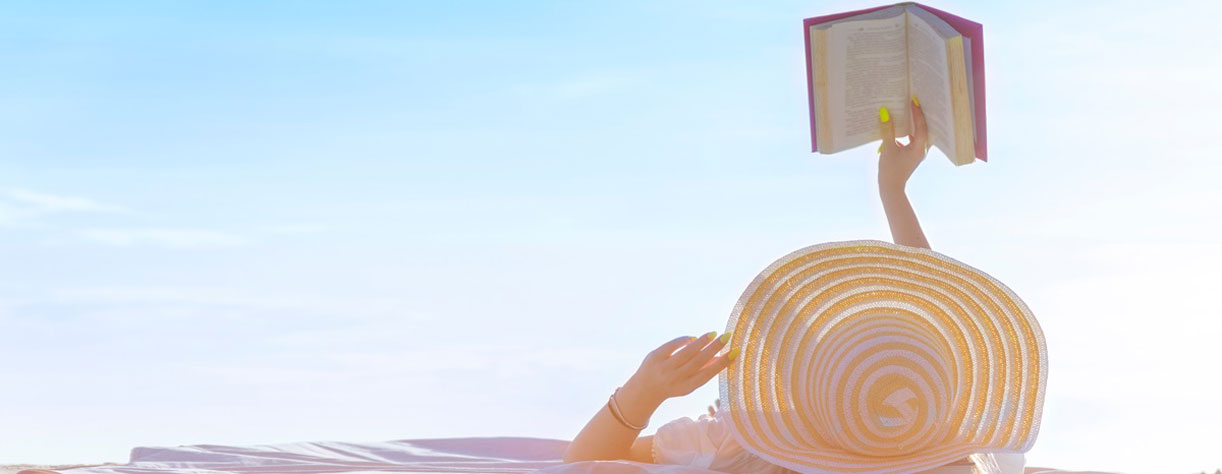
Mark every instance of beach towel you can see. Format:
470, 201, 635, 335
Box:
7, 437, 1115, 474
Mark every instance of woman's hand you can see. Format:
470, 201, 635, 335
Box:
876, 97, 932, 250
878, 97, 930, 192
564, 333, 735, 464
626, 332, 737, 404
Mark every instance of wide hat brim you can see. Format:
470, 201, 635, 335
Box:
717, 240, 1047, 474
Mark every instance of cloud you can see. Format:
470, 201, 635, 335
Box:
552, 74, 637, 99
0, 188, 128, 227
80, 228, 248, 248
512, 71, 643, 101
262, 223, 328, 235
1, 189, 255, 249
52, 285, 416, 315
7, 189, 128, 214
190, 344, 629, 385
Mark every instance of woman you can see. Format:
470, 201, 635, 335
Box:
562, 99, 1020, 473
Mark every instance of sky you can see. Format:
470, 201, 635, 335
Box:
1, 0, 1220, 472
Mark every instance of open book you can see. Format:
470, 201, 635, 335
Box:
804, 2, 986, 165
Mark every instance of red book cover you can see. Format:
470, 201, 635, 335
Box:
803, 3, 987, 161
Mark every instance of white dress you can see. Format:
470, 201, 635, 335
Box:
651, 401, 1026, 474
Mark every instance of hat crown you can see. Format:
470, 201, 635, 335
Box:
808, 312, 956, 457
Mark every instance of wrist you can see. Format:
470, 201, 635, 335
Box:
619, 375, 667, 415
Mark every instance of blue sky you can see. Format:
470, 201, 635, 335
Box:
2, 1, 1219, 472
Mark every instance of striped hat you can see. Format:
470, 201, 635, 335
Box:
717, 240, 1046, 474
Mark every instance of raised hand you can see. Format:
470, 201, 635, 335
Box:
876, 96, 932, 250
628, 332, 737, 403
878, 96, 930, 192
563, 333, 737, 464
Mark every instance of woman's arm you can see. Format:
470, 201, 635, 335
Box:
561, 372, 665, 463
563, 331, 735, 464
880, 187, 929, 250
878, 98, 932, 250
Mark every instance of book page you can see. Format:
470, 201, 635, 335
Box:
905, 7, 957, 162
824, 14, 910, 152
962, 36, 976, 140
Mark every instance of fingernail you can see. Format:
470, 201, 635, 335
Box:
718, 332, 731, 344
877, 143, 882, 153
879, 106, 890, 123
912, 95, 919, 107
728, 348, 739, 360
702, 331, 717, 340
688, 336, 697, 343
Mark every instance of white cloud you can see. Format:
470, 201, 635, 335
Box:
511, 71, 644, 101
80, 228, 248, 248
190, 344, 629, 385
263, 223, 328, 235
51, 285, 425, 320
0, 188, 255, 249
0, 188, 128, 227
552, 74, 637, 99
7, 189, 128, 214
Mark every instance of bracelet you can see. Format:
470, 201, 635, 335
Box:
608, 386, 649, 430
607, 386, 649, 431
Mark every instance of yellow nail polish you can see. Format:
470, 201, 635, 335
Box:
703, 331, 717, 340
718, 332, 731, 344
912, 95, 919, 107
728, 348, 739, 360
879, 106, 890, 123
877, 143, 882, 153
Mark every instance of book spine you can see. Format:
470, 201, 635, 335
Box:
812, 29, 833, 153
804, 21, 819, 153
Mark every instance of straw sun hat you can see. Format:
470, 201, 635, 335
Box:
717, 240, 1047, 474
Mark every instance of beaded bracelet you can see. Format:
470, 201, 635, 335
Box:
607, 386, 649, 430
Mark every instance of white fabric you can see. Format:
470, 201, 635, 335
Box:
26, 434, 1103, 474
652, 405, 1028, 474
652, 411, 794, 474
49, 437, 570, 473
